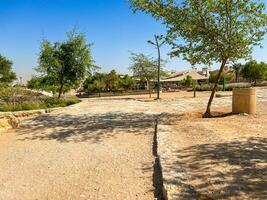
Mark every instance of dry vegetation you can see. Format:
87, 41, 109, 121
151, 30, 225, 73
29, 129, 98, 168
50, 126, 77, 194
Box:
0, 87, 80, 112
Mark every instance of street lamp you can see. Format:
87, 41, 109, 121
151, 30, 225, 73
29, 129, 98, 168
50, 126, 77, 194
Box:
147, 34, 165, 100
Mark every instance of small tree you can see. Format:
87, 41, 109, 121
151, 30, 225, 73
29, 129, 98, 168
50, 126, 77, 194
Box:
241, 61, 267, 86
36, 29, 94, 98
129, 0, 267, 117
0, 54, 17, 85
27, 76, 42, 90
129, 53, 158, 98
180, 75, 194, 87
120, 75, 135, 90
85, 73, 106, 95
103, 70, 120, 92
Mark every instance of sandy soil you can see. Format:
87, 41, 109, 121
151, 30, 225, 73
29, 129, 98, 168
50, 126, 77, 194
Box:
0, 88, 266, 199
0, 101, 156, 200
158, 101, 267, 200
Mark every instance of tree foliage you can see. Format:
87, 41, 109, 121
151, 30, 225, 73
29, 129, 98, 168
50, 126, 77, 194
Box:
0, 54, 17, 85
129, 0, 267, 116
180, 75, 195, 87
232, 63, 243, 81
103, 70, 120, 91
120, 74, 135, 90
129, 53, 160, 97
36, 29, 94, 98
209, 71, 235, 83
129, 53, 158, 83
84, 70, 135, 93
241, 61, 267, 85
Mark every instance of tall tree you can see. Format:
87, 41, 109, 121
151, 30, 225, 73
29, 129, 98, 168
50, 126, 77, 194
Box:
232, 63, 243, 82
36, 29, 94, 98
241, 61, 267, 86
129, 53, 158, 98
0, 54, 17, 84
129, 0, 267, 117
103, 70, 120, 91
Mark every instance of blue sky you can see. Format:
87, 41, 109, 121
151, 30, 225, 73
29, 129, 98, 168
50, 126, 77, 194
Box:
1, 0, 267, 82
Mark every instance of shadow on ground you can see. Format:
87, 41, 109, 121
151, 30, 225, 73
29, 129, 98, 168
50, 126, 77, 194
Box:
16, 112, 161, 143
165, 137, 267, 200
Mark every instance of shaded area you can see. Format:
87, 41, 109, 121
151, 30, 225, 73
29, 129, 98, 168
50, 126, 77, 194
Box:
165, 137, 267, 199
16, 112, 160, 143
153, 118, 164, 200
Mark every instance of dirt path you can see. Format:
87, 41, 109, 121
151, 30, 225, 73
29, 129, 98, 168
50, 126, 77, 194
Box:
158, 102, 267, 200
0, 88, 266, 199
0, 100, 156, 200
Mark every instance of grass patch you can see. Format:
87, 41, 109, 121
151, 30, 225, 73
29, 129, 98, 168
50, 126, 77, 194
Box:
0, 87, 81, 112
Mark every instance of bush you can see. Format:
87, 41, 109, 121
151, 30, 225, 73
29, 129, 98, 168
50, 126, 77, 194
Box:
195, 84, 212, 91
0, 87, 80, 112
195, 84, 250, 92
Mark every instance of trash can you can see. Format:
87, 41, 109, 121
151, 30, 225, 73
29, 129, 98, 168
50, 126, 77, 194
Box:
232, 88, 257, 114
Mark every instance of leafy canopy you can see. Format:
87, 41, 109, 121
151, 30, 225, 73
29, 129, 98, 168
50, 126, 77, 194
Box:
129, 0, 267, 64
241, 60, 267, 82
36, 29, 94, 97
209, 71, 235, 83
85, 70, 135, 93
129, 53, 162, 82
180, 75, 196, 87
0, 54, 17, 84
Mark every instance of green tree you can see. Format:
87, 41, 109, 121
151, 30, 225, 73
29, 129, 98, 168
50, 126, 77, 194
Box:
103, 70, 120, 91
180, 75, 194, 87
27, 76, 42, 90
88, 79, 105, 96
36, 29, 94, 98
129, 0, 267, 117
0, 54, 17, 85
241, 61, 267, 86
209, 71, 235, 83
129, 53, 158, 98
232, 63, 243, 82
120, 75, 135, 90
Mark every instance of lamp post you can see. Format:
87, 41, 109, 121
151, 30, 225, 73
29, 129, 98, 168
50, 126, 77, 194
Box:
147, 35, 165, 100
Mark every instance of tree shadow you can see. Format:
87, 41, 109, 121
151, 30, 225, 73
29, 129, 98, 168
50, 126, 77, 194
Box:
165, 137, 267, 199
16, 112, 159, 143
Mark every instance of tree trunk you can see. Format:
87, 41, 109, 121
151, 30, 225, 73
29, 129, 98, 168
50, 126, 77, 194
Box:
203, 59, 228, 118
147, 80, 151, 98
58, 84, 64, 99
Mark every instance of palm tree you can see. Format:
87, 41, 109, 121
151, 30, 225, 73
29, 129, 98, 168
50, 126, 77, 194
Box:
232, 63, 243, 82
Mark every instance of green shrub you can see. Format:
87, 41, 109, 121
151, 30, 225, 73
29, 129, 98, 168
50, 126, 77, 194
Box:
0, 87, 81, 112
195, 84, 212, 91
195, 83, 250, 92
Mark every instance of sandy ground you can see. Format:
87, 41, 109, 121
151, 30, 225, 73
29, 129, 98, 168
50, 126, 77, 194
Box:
0, 88, 266, 199
158, 102, 267, 200
0, 102, 156, 200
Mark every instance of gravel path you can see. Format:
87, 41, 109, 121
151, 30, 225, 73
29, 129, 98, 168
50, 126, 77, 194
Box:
0, 100, 156, 200
0, 88, 266, 199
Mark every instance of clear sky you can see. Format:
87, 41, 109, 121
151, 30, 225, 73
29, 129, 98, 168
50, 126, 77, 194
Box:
1, 0, 267, 82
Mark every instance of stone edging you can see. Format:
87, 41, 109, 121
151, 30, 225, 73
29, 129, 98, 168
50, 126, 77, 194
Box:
0, 107, 60, 130
157, 124, 185, 200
